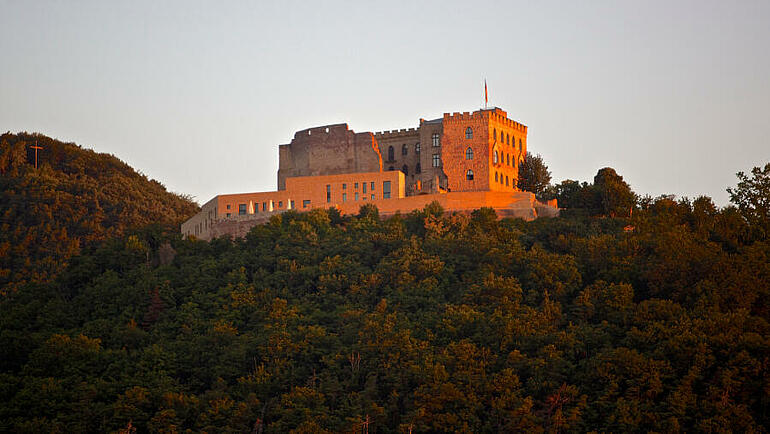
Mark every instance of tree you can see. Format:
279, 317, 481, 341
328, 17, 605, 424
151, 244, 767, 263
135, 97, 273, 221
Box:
727, 163, 770, 240
592, 167, 636, 217
517, 152, 551, 199
547, 179, 594, 209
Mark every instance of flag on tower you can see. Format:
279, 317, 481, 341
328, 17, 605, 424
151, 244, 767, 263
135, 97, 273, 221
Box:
484, 79, 488, 107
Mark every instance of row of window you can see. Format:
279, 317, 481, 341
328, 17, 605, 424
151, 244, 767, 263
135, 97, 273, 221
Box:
337, 181, 392, 201
464, 126, 522, 150
228, 199, 296, 216
493, 150, 518, 168
385, 135, 439, 161
494, 171, 515, 187
493, 128, 523, 149
387, 144, 418, 161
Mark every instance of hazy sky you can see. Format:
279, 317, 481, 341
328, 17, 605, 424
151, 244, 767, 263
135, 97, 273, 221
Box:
2, 0, 769, 205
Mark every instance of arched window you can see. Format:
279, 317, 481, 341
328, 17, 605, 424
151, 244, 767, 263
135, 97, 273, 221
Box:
493, 128, 497, 141
506, 133, 510, 145
495, 172, 499, 182
506, 176, 509, 186
511, 135, 515, 146
501, 131, 505, 141
402, 164, 409, 175
402, 144, 408, 156
512, 159, 516, 169
388, 146, 394, 161
466, 169, 474, 180
415, 142, 421, 153
493, 150, 499, 164
465, 127, 473, 139
506, 153, 510, 166
465, 147, 473, 160
415, 163, 421, 174
519, 138, 522, 149
432, 133, 440, 146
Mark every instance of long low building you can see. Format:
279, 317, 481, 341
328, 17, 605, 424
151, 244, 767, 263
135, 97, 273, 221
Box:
182, 106, 558, 240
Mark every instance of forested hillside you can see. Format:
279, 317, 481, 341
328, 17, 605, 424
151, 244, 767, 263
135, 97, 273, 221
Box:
1, 157, 769, 433
0, 132, 198, 294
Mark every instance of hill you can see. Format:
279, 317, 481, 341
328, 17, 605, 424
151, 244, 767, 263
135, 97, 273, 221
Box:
1, 192, 768, 432
0, 132, 199, 294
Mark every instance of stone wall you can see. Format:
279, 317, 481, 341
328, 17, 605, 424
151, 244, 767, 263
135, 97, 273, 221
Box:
277, 123, 382, 190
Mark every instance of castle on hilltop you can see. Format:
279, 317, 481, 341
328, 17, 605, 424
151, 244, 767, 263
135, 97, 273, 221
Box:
182, 107, 558, 240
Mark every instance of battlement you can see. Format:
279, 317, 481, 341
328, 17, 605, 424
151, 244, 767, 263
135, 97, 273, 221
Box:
443, 108, 527, 133
373, 127, 419, 138
442, 111, 487, 122
293, 123, 351, 139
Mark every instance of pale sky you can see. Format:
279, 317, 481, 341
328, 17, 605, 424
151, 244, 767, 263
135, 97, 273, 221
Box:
2, 0, 768, 206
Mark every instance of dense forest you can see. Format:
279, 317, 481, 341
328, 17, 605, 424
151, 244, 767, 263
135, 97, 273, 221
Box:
1, 134, 769, 432
0, 132, 198, 294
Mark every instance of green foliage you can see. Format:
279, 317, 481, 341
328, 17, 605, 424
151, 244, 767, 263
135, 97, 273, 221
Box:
728, 162, 770, 240
547, 167, 637, 217
593, 167, 636, 217
2, 140, 769, 432
0, 132, 198, 294
517, 152, 552, 199
2, 197, 769, 432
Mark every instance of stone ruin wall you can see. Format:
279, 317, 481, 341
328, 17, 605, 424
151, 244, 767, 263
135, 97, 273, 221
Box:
277, 123, 382, 190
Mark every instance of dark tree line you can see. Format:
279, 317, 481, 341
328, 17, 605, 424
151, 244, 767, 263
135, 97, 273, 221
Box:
1, 133, 769, 432
0, 160, 768, 432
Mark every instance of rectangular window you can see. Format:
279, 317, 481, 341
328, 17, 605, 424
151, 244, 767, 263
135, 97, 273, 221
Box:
342, 193, 347, 202
363, 183, 367, 193
263, 202, 267, 211
432, 153, 441, 167
326, 184, 331, 203
226, 212, 231, 217
342, 183, 347, 190
303, 200, 310, 208
226, 204, 231, 210
290, 200, 295, 209
238, 203, 247, 215
370, 182, 375, 191
354, 182, 358, 189
371, 194, 375, 200
383, 181, 391, 199
355, 192, 359, 201
432, 133, 440, 147
278, 201, 283, 208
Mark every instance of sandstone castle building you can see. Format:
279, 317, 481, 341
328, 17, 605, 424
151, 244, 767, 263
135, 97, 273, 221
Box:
182, 106, 558, 240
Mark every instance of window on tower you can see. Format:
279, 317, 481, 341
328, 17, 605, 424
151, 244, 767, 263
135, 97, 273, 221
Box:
466, 147, 473, 160
465, 127, 473, 139
402, 144, 408, 156
466, 169, 474, 180
494, 150, 499, 164
388, 146, 395, 161
432, 153, 441, 167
